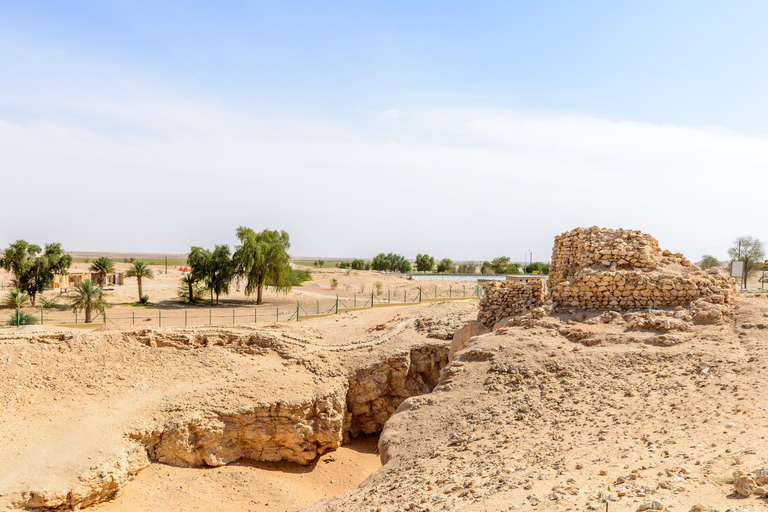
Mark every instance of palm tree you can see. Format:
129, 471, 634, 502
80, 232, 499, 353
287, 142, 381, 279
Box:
69, 279, 106, 323
181, 273, 196, 303
90, 257, 115, 287
4, 289, 30, 309
125, 261, 154, 303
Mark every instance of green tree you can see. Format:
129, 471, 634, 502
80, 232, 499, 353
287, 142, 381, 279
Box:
437, 258, 455, 273
69, 279, 106, 323
415, 254, 435, 273
233, 227, 291, 305
371, 253, 411, 273
4, 289, 30, 309
187, 246, 235, 305
125, 261, 154, 303
314, 259, 326, 267
456, 262, 477, 274
350, 259, 367, 270
90, 256, 115, 287
728, 236, 766, 289
482, 256, 521, 274
524, 262, 550, 275
0, 240, 72, 306
698, 254, 720, 270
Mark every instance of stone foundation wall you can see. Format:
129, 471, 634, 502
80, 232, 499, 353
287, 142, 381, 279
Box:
549, 227, 736, 311
478, 279, 546, 327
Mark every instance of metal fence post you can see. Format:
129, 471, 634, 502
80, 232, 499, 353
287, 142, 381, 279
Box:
419, 287, 422, 303
296, 301, 300, 322
449, 285, 452, 298
463, 285, 466, 297
317, 300, 319, 314
209, 309, 212, 325
75, 306, 78, 324
40, 306, 43, 325
354, 293, 357, 308
16, 308, 19, 327
158, 310, 161, 327
233, 308, 235, 324
132, 310, 134, 327
255, 308, 257, 323
335, 295, 339, 314
276, 307, 279, 322
388, 289, 390, 303
371, 290, 374, 308
103, 308, 107, 325
434, 285, 437, 299
185, 309, 187, 327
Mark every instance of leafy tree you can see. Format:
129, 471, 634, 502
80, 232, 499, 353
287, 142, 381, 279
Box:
69, 279, 106, 323
437, 258, 455, 273
728, 236, 766, 289
456, 262, 477, 274
4, 289, 30, 309
330, 278, 338, 290
481, 256, 521, 274
187, 245, 235, 305
90, 257, 116, 287
524, 262, 550, 275
0, 240, 72, 306
371, 253, 411, 273
337, 261, 350, 269
415, 254, 435, 273
125, 261, 154, 303
233, 227, 291, 305
178, 275, 208, 303
699, 255, 720, 270
350, 259, 368, 270
314, 259, 326, 267
374, 280, 383, 296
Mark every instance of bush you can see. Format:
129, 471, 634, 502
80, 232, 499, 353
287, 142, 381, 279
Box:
139, 295, 150, 305
314, 259, 326, 267
7, 310, 37, 326
699, 255, 720, 270
39, 296, 61, 309
374, 281, 383, 296
330, 278, 338, 290
437, 258, 455, 273
350, 259, 367, 270
286, 269, 312, 286
337, 262, 350, 269
177, 282, 208, 302
371, 253, 411, 273
456, 263, 476, 274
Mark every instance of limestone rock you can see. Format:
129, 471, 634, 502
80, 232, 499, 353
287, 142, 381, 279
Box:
734, 474, 757, 497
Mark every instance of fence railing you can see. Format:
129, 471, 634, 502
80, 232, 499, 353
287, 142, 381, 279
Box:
2, 284, 482, 329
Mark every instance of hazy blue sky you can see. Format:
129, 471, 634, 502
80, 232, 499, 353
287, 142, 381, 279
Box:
2, 1, 767, 262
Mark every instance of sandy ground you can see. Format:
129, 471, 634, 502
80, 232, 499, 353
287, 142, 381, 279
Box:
0, 299, 476, 511
0, 264, 481, 328
94, 435, 381, 512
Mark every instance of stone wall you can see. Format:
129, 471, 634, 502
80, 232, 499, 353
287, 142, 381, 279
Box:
478, 279, 546, 327
549, 227, 736, 312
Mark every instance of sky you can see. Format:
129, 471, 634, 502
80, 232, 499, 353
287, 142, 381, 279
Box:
1, 1, 767, 263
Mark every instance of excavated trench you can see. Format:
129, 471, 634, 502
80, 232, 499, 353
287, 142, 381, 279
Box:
9, 328, 452, 511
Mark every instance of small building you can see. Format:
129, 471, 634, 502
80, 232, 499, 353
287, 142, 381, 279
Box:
51, 271, 124, 289
504, 274, 547, 285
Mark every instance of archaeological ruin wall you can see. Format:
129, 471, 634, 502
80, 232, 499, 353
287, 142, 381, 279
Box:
477, 279, 545, 327
549, 227, 736, 314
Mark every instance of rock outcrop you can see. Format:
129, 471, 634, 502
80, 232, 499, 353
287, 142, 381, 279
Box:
478, 278, 546, 327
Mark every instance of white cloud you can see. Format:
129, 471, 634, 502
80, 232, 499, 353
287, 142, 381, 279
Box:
0, 47, 765, 261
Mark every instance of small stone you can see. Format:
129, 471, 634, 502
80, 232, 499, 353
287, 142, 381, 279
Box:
637, 499, 664, 511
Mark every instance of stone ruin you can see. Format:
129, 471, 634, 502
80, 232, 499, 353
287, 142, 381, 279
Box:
478, 227, 737, 327
478, 278, 545, 327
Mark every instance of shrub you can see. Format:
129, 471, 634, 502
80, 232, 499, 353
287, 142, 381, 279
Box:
330, 278, 338, 290
374, 281, 383, 296
456, 263, 476, 274
337, 262, 350, 269
415, 254, 435, 273
350, 259, 367, 270
7, 310, 37, 326
437, 258, 455, 273
314, 259, 326, 267
39, 296, 61, 309
286, 269, 312, 286
699, 255, 720, 270
139, 295, 150, 305
177, 282, 208, 302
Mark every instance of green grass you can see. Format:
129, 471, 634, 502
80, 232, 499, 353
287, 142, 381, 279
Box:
72, 257, 188, 266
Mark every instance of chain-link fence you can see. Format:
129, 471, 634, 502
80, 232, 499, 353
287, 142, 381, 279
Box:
2, 284, 482, 329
